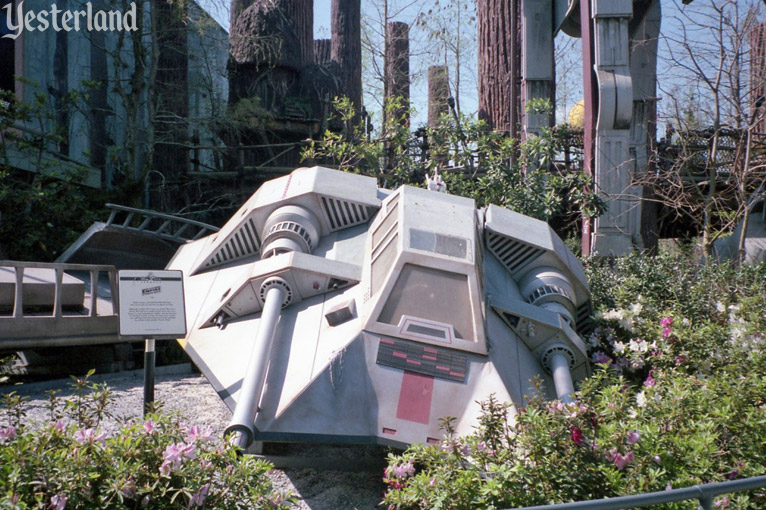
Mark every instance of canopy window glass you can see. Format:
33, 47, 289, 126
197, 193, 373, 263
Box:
377, 264, 474, 340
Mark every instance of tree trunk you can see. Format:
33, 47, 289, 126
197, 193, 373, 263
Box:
384, 21, 410, 126
230, 0, 254, 38
152, 0, 189, 193
477, 0, 519, 134
284, 0, 314, 68
53, 0, 69, 156
428, 65, 450, 127
751, 22, 766, 133
331, 0, 362, 112
89, 22, 109, 188
314, 39, 331, 66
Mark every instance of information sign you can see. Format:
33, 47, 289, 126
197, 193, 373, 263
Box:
118, 270, 187, 338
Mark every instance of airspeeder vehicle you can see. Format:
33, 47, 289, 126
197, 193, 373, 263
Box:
167, 166, 592, 449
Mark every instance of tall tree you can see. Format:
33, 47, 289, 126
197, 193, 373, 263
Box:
385, 21, 410, 126
332, 0, 363, 112
477, 0, 519, 134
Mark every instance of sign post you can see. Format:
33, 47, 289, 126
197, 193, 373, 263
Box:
144, 338, 156, 415
118, 270, 186, 416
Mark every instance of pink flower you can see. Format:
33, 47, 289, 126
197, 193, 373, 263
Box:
161, 442, 196, 473
662, 327, 673, 338
189, 483, 210, 507
185, 425, 214, 443
54, 420, 65, 433
0, 426, 16, 441
268, 493, 283, 508
653, 455, 662, 464
612, 451, 634, 470
143, 420, 155, 434
50, 494, 67, 510
605, 448, 634, 469
440, 438, 461, 451
644, 374, 656, 387
591, 351, 612, 365
660, 317, 674, 328
475, 441, 497, 455
715, 496, 730, 508
429, 478, 436, 486
389, 460, 415, 478
570, 426, 584, 446
74, 428, 106, 445
675, 354, 688, 365
626, 431, 641, 445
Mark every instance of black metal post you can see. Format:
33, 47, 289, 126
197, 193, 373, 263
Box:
143, 338, 156, 416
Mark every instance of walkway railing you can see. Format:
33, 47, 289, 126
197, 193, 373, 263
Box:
105, 204, 219, 243
510, 475, 766, 510
0, 261, 121, 349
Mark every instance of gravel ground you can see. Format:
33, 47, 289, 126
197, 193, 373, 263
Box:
0, 366, 388, 510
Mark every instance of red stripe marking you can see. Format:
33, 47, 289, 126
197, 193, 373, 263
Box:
406, 359, 422, 365
281, 173, 293, 199
436, 365, 449, 371
392, 351, 407, 358
396, 371, 434, 424
422, 355, 437, 361
449, 372, 465, 378
423, 347, 438, 354
382, 427, 397, 435
380, 338, 396, 345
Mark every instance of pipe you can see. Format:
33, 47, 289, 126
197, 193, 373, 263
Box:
225, 284, 286, 449
550, 352, 575, 403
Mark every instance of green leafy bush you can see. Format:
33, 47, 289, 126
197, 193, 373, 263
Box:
382, 254, 766, 510
301, 97, 604, 233
0, 374, 292, 509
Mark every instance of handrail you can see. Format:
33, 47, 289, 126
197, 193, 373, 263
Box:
0, 260, 119, 319
509, 474, 766, 510
105, 204, 220, 242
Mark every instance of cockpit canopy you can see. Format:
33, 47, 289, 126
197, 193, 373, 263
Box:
363, 186, 487, 354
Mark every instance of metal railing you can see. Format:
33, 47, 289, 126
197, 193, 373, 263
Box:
105, 204, 220, 243
510, 475, 766, 510
1, 260, 118, 319
0, 261, 121, 348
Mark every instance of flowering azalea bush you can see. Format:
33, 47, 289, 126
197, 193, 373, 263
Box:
0, 374, 292, 509
382, 254, 766, 509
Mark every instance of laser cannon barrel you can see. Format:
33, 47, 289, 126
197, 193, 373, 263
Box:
225, 280, 288, 449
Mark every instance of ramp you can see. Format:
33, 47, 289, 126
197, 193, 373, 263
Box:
57, 204, 220, 270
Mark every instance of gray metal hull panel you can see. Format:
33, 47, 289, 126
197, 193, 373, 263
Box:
167, 167, 592, 447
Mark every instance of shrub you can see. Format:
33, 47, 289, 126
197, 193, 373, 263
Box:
0, 373, 293, 509
382, 254, 766, 509
301, 97, 605, 235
